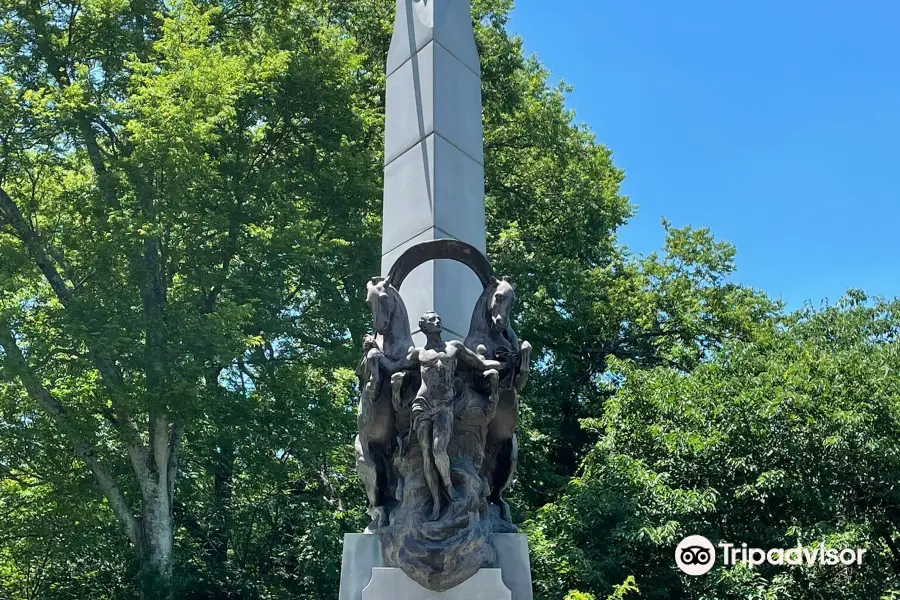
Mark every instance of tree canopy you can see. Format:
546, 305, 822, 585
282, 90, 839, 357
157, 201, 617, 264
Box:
528, 292, 900, 600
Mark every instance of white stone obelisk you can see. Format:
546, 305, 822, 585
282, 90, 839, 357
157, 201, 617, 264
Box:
381, 0, 486, 341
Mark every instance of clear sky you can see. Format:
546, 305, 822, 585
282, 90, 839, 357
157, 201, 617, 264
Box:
509, 0, 899, 310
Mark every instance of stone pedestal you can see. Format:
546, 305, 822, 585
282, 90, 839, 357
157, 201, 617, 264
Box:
364, 568, 510, 599
339, 534, 533, 600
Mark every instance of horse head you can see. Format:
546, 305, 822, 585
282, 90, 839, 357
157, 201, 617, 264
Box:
365, 276, 413, 360
465, 275, 518, 355
489, 276, 516, 332
366, 277, 393, 334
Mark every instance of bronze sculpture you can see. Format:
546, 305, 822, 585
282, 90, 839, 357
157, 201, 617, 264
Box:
353, 240, 531, 591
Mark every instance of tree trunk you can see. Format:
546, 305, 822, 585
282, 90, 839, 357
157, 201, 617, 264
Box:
135, 415, 179, 600
138, 481, 175, 600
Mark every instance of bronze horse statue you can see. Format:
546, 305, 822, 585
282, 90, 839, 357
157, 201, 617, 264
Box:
465, 276, 532, 526
355, 276, 413, 529
351, 240, 537, 591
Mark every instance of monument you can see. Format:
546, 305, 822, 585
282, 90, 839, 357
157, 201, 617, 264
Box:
339, 0, 534, 598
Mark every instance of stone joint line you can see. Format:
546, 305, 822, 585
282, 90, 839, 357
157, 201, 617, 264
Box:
387, 38, 481, 79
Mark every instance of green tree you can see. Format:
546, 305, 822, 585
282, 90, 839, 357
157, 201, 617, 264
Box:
529, 293, 900, 600
0, 0, 377, 596
0, 0, 854, 598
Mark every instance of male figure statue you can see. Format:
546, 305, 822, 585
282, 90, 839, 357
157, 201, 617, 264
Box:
407, 311, 500, 520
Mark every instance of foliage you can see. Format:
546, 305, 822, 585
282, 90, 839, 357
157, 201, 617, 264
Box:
1, 0, 376, 595
0, 0, 895, 599
528, 293, 900, 600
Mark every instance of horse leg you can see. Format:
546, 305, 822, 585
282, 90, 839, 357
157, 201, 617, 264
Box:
484, 369, 500, 419
514, 341, 532, 391
355, 433, 387, 528
482, 435, 499, 501
490, 433, 518, 523
486, 389, 518, 524
358, 385, 396, 529
390, 371, 406, 412
364, 348, 383, 400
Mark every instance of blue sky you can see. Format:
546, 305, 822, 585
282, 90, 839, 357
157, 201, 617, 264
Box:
509, 0, 899, 310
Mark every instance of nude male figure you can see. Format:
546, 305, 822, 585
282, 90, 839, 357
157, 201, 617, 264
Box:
406, 311, 501, 520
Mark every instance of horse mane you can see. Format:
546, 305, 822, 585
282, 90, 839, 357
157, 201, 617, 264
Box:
464, 283, 495, 352
382, 285, 413, 360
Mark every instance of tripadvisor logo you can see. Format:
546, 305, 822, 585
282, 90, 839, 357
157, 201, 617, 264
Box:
675, 535, 867, 576
676, 535, 716, 576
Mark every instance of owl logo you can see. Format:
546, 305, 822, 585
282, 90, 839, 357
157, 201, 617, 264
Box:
675, 535, 716, 576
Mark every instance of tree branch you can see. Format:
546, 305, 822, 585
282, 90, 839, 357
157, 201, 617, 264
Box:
0, 185, 149, 468
203, 202, 242, 314
0, 185, 75, 305
167, 422, 182, 506
0, 321, 140, 547
21, 0, 119, 209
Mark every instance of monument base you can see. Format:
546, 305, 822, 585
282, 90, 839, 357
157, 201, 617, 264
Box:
339, 533, 533, 600
364, 568, 510, 599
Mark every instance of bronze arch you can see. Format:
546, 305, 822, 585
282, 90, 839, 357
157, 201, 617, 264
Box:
386, 239, 494, 290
